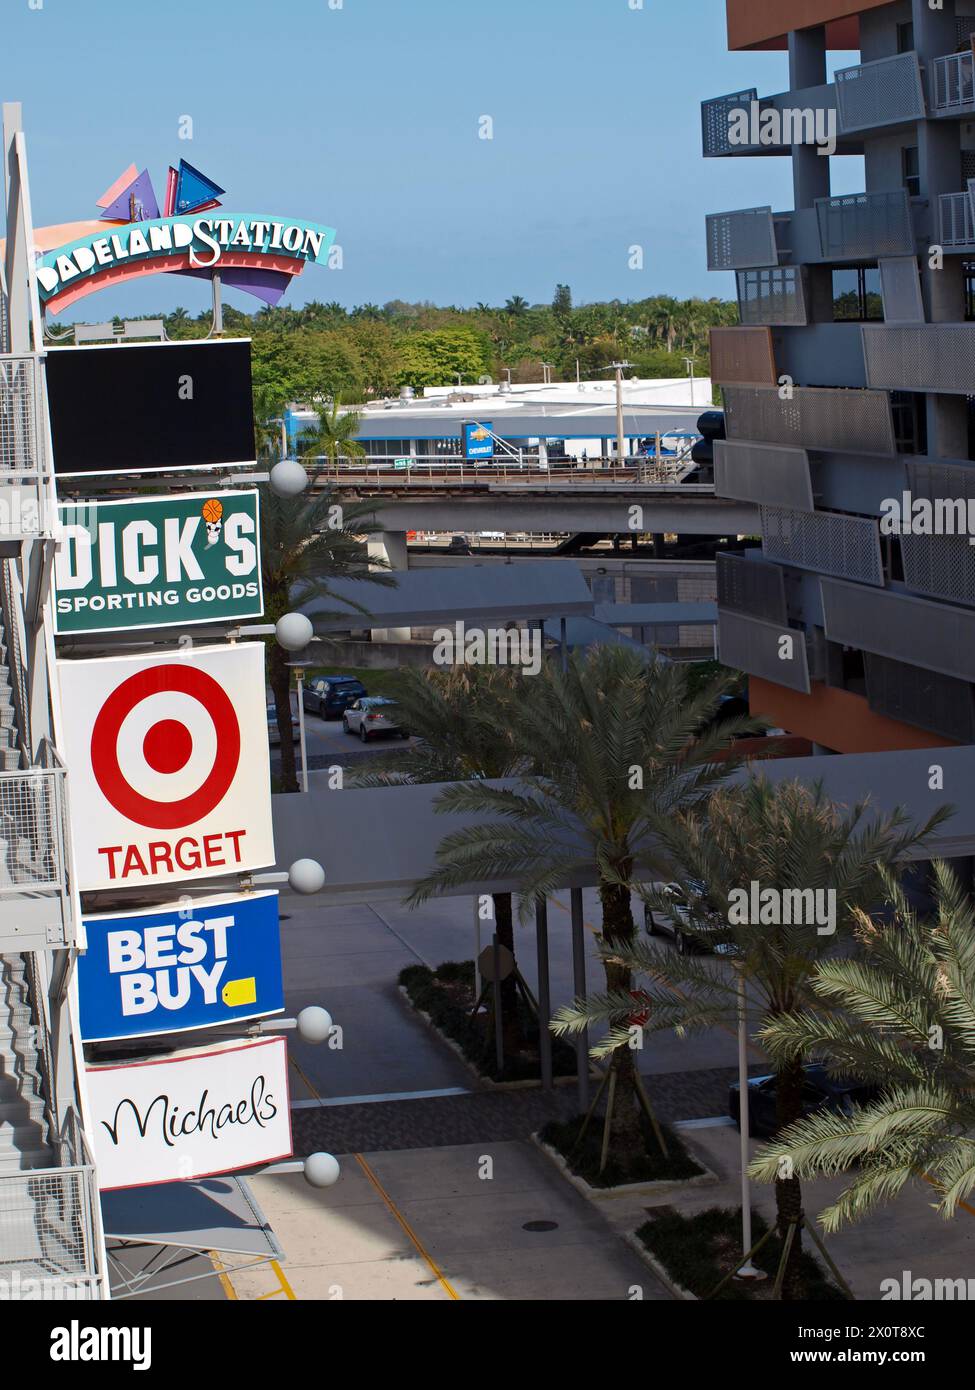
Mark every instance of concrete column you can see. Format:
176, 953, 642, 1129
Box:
367, 530, 409, 642
788, 26, 830, 209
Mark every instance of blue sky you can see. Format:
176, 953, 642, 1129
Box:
3, 0, 862, 316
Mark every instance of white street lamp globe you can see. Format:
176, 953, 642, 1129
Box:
276, 612, 313, 652
304, 1152, 341, 1188
270, 460, 309, 497
289, 858, 326, 894
297, 1006, 333, 1044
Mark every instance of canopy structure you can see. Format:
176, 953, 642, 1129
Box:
102, 1175, 282, 1299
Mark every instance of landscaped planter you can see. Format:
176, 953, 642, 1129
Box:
398, 961, 578, 1087
635, 1205, 847, 1302
532, 1119, 719, 1199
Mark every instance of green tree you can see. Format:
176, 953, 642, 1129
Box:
301, 398, 366, 470
397, 329, 490, 388
556, 780, 947, 1294
260, 480, 394, 792
504, 295, 529, 317
751, 861, 975, 1232
407, 646, 754, 1156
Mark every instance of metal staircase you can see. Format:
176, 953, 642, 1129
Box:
0, 954, 53, 1173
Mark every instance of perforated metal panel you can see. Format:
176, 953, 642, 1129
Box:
709, 328, 777, 386
722, 385, 896, 454
835, 52, 926, 133
702, 90, 759, 156
816, 191, 914, 260
737, 267, 808, 326
907, 457, 975, 505
865, 652, 975, 743
863, 324, 975, 394
717, 610, 811, 693
900, 533, 975, 607
879, 258, 925, 323
716, 552, 788, 624
939, 192, 975, 247
715, 440, 815, 511
822, 578, 975, 683
761, 506, 884, 586
706, 207, 778, 272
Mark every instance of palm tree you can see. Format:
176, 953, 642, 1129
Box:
504, 296, 529, 317
407, 645, 757, 1156
301, 398, 366, 471
751, 860, 975, 1233
358, 665, 529, 1032
252, 386, 285, 461
261, 480, 395, 792
554, 778, 948, 1294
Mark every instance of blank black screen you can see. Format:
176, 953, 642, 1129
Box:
46, 340, 254, 475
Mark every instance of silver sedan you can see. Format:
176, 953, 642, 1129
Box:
342, 697, 409, 742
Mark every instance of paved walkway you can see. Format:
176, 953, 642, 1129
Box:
228, 1141, 669, 1302
290, 1065, 759, 1156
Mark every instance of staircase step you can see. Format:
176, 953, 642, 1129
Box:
0, 1147, 54, 1174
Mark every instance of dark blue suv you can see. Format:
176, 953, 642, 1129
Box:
302, 675, 368, 719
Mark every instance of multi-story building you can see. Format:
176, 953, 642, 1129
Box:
707, 0, 975, 753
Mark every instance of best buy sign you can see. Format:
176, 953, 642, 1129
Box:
35, 213, 336, 303
54, 491, 263, 635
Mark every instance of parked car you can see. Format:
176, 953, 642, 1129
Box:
266, 698, 299, 746
302, 675, 367, 719
729, 1064, 880, 1138
643, 880, 735, 956
343, 696, 409, 742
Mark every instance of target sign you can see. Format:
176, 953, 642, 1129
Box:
57, 644, 274, 891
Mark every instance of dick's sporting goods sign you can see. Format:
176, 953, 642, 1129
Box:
35, 213, 335, 304
56, 643, 274, 891
54, 491, 263, 635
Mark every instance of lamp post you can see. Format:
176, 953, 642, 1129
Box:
736, 963, 766, 1280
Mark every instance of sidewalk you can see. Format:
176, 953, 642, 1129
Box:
228, 1141, 670, 1301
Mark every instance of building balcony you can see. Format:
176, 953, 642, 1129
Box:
930, 49, 975, 117
760, 505, 885, 588
722, 384, 896, 456
709, 327, 778, 387
822, 578, 975, 685
717, 609, 811, 695
862, 323, 975, 395
833, 52, 926, 134
708, 193, 917, 275
715, 441, 815, 512
939, 190, 975, 248
0, 355, 55, 544
701, 84, 844, 158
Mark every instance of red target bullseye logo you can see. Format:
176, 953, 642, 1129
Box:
90, 665, 241, 830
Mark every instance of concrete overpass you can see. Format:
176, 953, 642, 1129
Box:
326, 474, 758, 537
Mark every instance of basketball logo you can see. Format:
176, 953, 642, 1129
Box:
202, 498, 224, 547
90, 663, 241, 830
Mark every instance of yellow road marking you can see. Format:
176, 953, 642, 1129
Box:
353, 1152, 461, 1300
288, 1053, 321, 1101
208, 1250, 238, 1300
267, 1259, 297, 1300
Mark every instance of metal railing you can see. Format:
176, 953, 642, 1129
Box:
0, 1132, 103, 1298
0, 558, 31, 764
0, 353, 54, 539
310, 450, 702, 488
931, 51, 975, 113
834, 51, 926, 133
940, 190, 975, 246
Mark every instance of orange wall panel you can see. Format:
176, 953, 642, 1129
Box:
749, 678, 957, 754
726, 0, 888, 51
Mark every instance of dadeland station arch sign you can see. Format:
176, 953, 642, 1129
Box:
36, 212, 337, 313
25, 157, 336, 314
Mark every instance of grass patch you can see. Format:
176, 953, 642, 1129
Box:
399, 961, 576, 1084
636, 1205, 846, 1301
539, 1113, 704, 1189
301, 665, 409, 700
